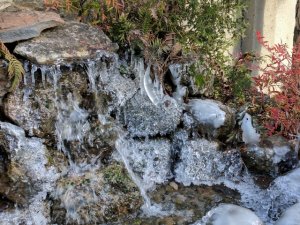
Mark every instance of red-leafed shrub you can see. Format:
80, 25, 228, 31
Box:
253, 31, 300, 140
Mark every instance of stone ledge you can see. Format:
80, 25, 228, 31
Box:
14, 22, 118, 64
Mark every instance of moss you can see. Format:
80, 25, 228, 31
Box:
103, 164, 134, 193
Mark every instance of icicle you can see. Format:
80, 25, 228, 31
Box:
143, 64, 163, 106
169, 64, 186, 103
23, 61, 30, 86
40, 66, 47, 87
85, 60, 98, 93
31, 64, 38, 86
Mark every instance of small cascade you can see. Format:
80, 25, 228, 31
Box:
54, 92, 90, 166
169, 64, 187, 103
115, 135, 182, 217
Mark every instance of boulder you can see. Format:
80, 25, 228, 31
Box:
186, 99, 235, 138
267, 168, 300, 219
51, 163, 142, 224
0, 122, 58, 205
175, 138, 244, 186
241, 136, 298, 177
121, 91, 182, 137
275, 203, 300, 225
0, 7, 64, 43
193, 204, 263, 225
14, 22, 118, 64
116, 137, 172, 188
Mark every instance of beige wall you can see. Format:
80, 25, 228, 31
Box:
242, 0, 297, 57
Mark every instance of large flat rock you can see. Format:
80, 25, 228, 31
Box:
14, 22, 119, 64
0, 9, 64, 43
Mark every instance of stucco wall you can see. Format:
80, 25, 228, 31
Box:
242, 0, 297, 56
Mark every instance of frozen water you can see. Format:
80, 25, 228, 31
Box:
241, 113, 260, 145
275, 203, 300, 225
193, 204, 263, 225
188, 99, 226, 129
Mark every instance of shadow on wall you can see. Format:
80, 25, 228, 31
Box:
241, 0, 265, 55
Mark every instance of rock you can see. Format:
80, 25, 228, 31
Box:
0, 60, 9, 112
275, 203, 300, 225
0, 122, 58, 205
187, 99, 235, 138
12, 0, 44, 9
14, 22, 118, 64
241, 136, 298, 177
175, 138, 244, 186
3, 66, 88, 139
85, 59, 138, 108
193, 204, 263, 225
0, 1, 13, 12
121, 91, 183, 137
0, 8, 64, 43
129, 184, 240, 225
51, 163, 142, 224
169, 181, 178, 190
267, 168, 300, 219
116, 137, 172, 188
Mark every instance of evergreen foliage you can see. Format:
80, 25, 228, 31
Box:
0, 41, 25, 92
46, 0, 251, 100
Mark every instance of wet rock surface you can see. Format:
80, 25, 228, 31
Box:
116, 137, 173, 187
3, 65, 88, 139
0, 122, 58, 205
175, 138, 244, 186
51, 163, 142, 225
0, 6, 64, 43
121, 91, 182, 137
125, 183, 240, 225
275, 203, 300, 225
14, 22, 118, 64
241, 135, 298, 177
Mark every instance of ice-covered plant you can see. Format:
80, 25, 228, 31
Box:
253, 31, 300, 141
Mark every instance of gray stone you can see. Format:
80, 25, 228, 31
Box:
116, 137, 172, 188
186, 99, 235, 138
0, 122, 58, 205
275, 203, 300, 225
51, 163, 142, 224
175, 138, 244, 186
121, 91, 183, 137
241, 135, 298, 177
268, 167, 300, 219
0, 9, 64, 43
14, 22, 118, 64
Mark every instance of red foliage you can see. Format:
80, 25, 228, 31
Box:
254, 31, 300, 139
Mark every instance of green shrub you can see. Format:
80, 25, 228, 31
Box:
49, 0, 248, 99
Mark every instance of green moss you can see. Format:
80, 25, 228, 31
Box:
103, 164, 134, 192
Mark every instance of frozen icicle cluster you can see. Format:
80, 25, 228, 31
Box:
169, 64, 187, 103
